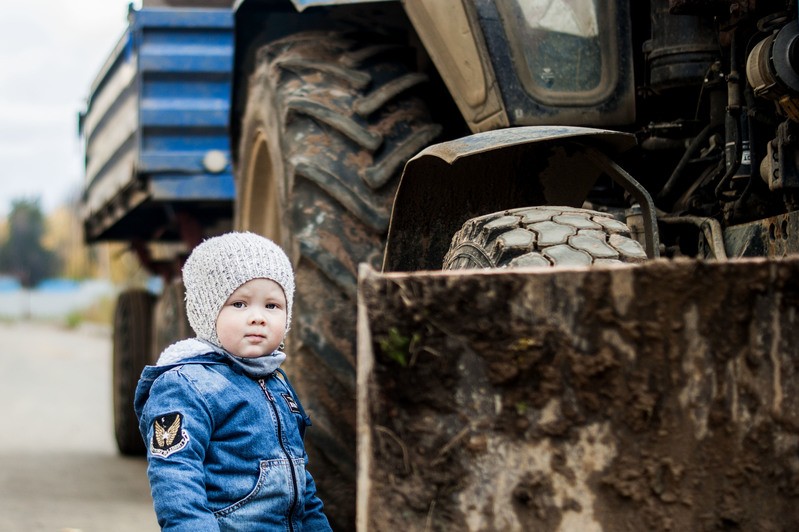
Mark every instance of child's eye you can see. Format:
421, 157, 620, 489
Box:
265, 303, 277, 310
232, 301, 245, 309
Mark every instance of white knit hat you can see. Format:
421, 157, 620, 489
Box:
182, 232, 295, 346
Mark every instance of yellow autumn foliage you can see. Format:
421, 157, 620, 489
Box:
42, 204, 146, 285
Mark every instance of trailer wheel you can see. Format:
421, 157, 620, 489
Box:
236, 31, 440, 528
112, 289, 154, 456
444, 206, 648, 269
151, 280, 191, 357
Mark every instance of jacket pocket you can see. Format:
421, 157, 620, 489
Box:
213, 458, 303, 524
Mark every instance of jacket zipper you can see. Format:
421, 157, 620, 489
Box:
259, 378, 299, 531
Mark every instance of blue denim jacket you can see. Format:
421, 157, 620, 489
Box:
134, 340, 331, 531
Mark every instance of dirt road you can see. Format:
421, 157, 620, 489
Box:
0, 321, 158, 532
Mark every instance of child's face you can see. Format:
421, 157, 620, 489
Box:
216, 278, 287, 358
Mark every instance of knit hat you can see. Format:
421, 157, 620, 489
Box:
182, 232, 295, 346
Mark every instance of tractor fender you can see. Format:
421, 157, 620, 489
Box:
383, 125, 659, 272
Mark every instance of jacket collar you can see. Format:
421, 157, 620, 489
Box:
156, 338, 286, 378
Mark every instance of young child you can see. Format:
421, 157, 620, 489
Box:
134, 232, 332, 531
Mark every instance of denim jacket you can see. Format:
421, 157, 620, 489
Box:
134, 339, 331, 531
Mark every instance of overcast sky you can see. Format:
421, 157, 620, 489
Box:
0, 0, 137, 217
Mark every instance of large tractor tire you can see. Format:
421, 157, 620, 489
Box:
113, 289, 155, 456
444, 206, 648, 269
236, 31, 441, 528
151, 279, 192, 357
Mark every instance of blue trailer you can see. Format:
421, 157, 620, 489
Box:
81, 1, 799, 529
80, 6, 235, 244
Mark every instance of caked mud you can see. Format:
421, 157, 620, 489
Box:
357, 258, 799, 531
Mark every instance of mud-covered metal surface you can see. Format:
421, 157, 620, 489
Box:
724, 210, 799, 259
356, 258, 799, 531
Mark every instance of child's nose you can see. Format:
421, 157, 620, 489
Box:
248, 310, 267, 324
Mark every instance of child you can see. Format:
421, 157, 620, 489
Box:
134, 232, 332, 531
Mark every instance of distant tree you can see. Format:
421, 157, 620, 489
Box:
0, 198, 61, 287
43, 193, 147, 286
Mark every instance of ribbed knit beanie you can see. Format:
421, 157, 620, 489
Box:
182, 232, 295, 347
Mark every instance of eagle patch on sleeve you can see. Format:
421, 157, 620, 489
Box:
150, 412, 189, 457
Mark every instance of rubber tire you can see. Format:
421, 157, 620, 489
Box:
444, 206, 648, 269
235, 31, 440, 529
113, 289, 155, 456
151, 280, 191, 360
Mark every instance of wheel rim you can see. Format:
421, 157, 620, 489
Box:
238, 128, 283, 245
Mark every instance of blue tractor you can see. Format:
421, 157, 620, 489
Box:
81, 1, 799, 528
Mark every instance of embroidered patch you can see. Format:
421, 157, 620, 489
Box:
281, 393, 300, 414
150, 412, 189, 457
